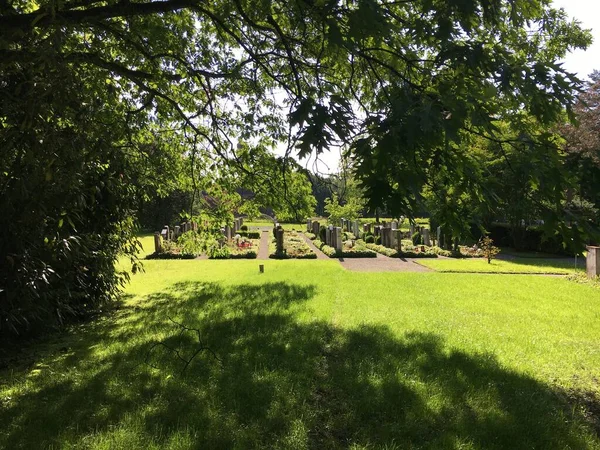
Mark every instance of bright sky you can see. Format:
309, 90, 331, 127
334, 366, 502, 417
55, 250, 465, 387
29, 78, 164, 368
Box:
286, 1, 600, 174
553, 0, 600, 80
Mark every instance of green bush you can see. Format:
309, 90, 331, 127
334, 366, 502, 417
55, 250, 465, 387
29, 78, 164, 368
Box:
412, 231, 422, 246
146, 252, 196, 260
236, 231, 260, 239
399, 250, 438, 258
240, 225, 248, 231
305, 232, 316, 240
207, 244, 231, 259
365, 243, 398, 257
375, 236, 381, 245
319, 225, 327, 242
364, 235, 375, 244
229, 251, 257, 259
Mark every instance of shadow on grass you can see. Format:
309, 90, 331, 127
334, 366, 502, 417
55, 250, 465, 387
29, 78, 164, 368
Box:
1, 281, 598, 448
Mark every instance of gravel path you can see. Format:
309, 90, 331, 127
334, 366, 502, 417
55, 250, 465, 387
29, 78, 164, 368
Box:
338, 253, 433, 272
257, 229, 271, 260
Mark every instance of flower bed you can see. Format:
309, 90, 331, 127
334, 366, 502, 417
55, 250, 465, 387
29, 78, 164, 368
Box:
270, 231, 316, 259
363, 241, 442, 258
209, 238, 259, 259
314, 239, 376, 258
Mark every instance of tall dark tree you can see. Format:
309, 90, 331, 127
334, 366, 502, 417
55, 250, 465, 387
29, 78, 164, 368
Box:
0, 0, 592, 334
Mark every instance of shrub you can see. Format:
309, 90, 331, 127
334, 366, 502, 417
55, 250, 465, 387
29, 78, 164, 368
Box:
229, 251, 257, 259
236, 231, 260, 239
365, 243, 398, 257
374, 236, 381, 245
399, 250, 438, 258
177, 230, 203, 256
146, 252, 196, 260
240, 225, 248, 231
319, 225, 327, 242
207, 244, 231, 259
412, 231, 422, 246
364, 235, 375, 244
304, 232, 316, 240
481, 236, 500, 263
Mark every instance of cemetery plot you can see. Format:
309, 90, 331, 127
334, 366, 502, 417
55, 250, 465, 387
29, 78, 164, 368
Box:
313, 237, 376, 258
148, 217, 259, 259
305, 220, 375, 258
210, 236, 259, 259
269, 230, 316, 259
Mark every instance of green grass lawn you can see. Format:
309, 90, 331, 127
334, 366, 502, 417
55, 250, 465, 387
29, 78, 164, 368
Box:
245, 221, 304, 231
2, 257, 600, 448
417, 257, 584, 274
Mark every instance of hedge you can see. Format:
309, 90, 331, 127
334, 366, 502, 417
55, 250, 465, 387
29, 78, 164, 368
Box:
315, 239, 376, 258
235, 231, 261, 239
146, 252, 196, 260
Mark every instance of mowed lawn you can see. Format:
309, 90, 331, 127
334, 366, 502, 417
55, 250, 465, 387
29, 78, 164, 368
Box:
417, 256, 584, 274
1, 252, 600, 448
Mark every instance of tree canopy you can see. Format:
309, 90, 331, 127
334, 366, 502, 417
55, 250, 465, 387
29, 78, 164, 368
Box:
0, 0, 593, 333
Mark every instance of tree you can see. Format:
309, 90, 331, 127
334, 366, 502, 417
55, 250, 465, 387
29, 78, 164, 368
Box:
561, 72, 600, 227
324, 193, 364, 225
0, 0, 592, 334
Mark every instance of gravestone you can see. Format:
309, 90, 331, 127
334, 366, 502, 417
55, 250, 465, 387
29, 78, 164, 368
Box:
224, 225, 231, 241
409, 224, 415, 236
340, 218, 345, 228
346, 220, 351, 232
423, 228, 431, 246
391, 221, 398, 230
586, 246, 600, 278
374, 226, 381, 237
154, 233, 162, 253
395, 230, 403, 253
312, 221, 320, 236
276, 229, 284, 254
384, 228, 393, 248
239, 217, 243, 227
161, 226, 169, 241
326, 225, 333, 245
192, 222, 198, 232
174, 225, 180, 238
307, 219, 312, 232
334, 227, 343, 253
353, 220, 360, 237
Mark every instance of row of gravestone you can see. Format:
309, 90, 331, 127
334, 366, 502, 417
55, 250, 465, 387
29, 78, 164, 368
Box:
222, 217, 244, 241
154, 222, 198, 252
306, 218, 443, 251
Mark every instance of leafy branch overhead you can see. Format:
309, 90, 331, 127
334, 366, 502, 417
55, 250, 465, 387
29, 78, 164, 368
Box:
0, 0, 594, 333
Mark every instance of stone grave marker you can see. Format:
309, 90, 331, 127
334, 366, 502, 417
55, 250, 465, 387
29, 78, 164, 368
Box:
276, 228, 284, 254
423, 228, 431, 246
312, 221, 320, 236
395, 230, 403, 253
334, 227, 342, 252
154, 233, 162, 253
587, 246, 600, 278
